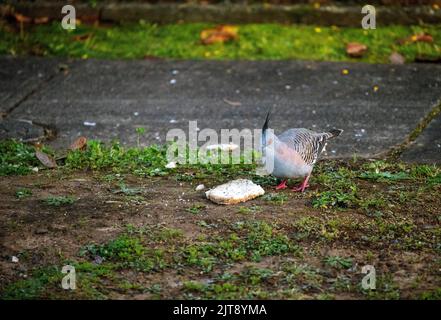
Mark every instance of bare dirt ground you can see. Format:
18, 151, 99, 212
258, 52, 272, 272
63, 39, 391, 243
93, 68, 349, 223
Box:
0, 166, 440, 300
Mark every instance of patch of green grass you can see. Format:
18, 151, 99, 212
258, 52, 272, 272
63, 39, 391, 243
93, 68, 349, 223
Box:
419, 288, 441, 300
359, 171, 410, 182
262, 193, 288, 205
358, 195, 386, 211
241, 267, 274, 285
361, 274, 400, 300
15, 187, 32, 199
1, 261, 118, 299
43, 195, 76, 206
183, 221, 299, 272
183, 280, 244, 299
323, 255, 353, 270
0, 140, 39, 176
252, 175, 278, 187
428, 174, 441, 186
66, 140, 168, 176
2, 22, 441, 63
112, 182, 142, 196
312, 189, 357, 209
80, 235, 167, 272
1, 266, 61, 299
283, 262, 323, 291
312, 166, 359, 209
186, 203, 206, 214
236, 221, 300, 261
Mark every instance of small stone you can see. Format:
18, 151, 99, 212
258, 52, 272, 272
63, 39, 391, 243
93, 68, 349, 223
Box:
94, 255, 103, 265
195, 184, 205, 191
32, 167, 39, 173
389, 52, 406, 65
35, 228, 48, 235
12, 256, 19, 263
165, 161, 177, 169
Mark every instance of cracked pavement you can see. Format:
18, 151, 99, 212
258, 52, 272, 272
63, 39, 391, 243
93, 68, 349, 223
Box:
1, 56, 440, 163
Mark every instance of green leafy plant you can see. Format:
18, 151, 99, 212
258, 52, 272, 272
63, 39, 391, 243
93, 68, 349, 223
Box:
262, 193, 288, 205
324, 255, 353, 269
15, 188, 32, 199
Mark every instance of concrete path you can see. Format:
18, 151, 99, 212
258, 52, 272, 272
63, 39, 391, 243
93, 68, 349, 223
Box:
1, 56, 440, 162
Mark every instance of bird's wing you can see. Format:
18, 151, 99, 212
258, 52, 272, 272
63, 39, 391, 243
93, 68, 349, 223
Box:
277, 128, 331, 166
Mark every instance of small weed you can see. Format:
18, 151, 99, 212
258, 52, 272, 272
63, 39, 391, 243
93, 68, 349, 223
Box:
324, 256, 353, 269
80, 235, 166, 272
241, 267, 274, 285
419, 288, 441, 300
359, 171, 410, 182
15, 188, 32, 199
43, 196, 76, 206
186, 203, 206, 214
312, 189, 356, 209
113, 182, 142, 196
135, 127, 145, 147
237, 206, 261, 215
262, 193, 288, 205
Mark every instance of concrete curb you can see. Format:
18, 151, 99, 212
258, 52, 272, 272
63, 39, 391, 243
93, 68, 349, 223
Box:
2, 2, 441, 26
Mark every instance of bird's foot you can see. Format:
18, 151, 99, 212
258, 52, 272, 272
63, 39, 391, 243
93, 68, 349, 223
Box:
275, 180, 287, 190
291, 183, 310, 192
292, 175, 311, 192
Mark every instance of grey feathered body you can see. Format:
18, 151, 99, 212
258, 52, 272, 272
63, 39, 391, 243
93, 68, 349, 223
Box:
262, 113, 343, 179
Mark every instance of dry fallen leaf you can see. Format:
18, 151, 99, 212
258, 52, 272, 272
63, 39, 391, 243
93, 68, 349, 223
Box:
414, 33, 434, 43
201, 25, 238, 45
35, 149, 57, 168
397, 33, 434, 45
389, 52, 406, 65
69, 136, 87, 151
346, 42, 368, 58
14, 13, 32, 23
34, 16, 49, 24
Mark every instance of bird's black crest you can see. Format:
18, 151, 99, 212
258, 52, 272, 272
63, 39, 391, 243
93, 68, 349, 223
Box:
262, 110, 271, 134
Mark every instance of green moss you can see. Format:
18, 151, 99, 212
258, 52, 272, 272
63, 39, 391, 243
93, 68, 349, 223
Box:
2, 22, 441, 63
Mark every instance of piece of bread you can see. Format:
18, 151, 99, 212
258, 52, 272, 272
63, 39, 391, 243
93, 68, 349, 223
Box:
205, 179, 265, 205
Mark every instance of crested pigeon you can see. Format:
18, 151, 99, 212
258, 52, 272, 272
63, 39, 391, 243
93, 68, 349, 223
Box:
261, 111, 343, 192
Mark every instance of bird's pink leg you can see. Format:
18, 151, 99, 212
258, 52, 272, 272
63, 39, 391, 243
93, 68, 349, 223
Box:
275, 180, 288, 190
292, 175, 311, 192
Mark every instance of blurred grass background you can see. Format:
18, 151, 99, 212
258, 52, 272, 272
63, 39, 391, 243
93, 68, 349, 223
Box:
1, 22, 440, 63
